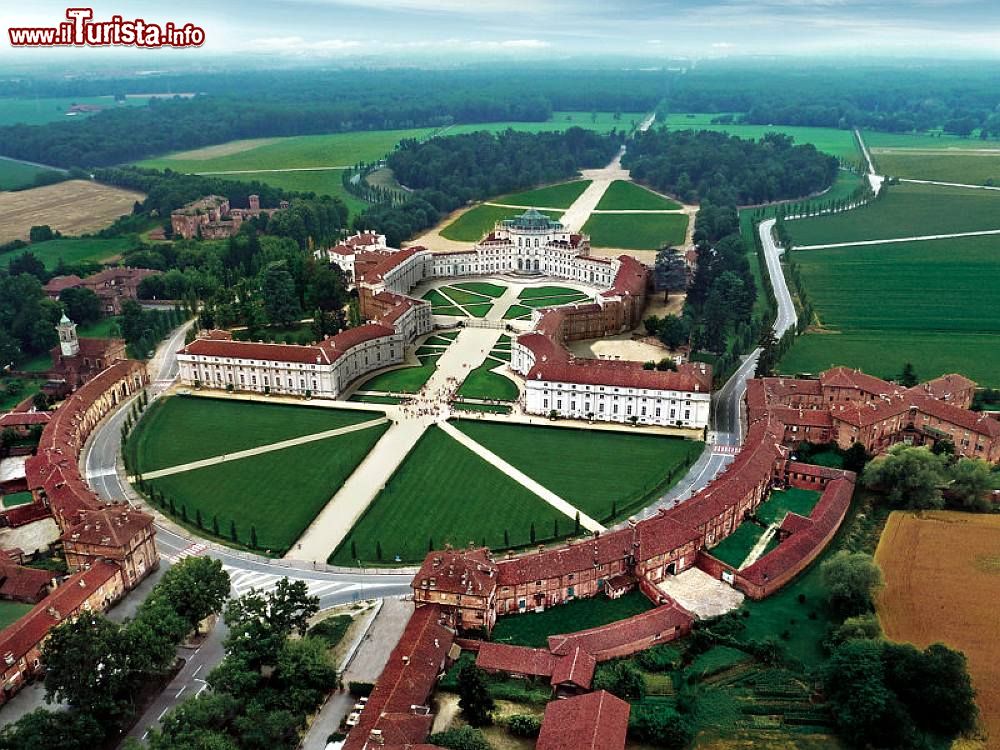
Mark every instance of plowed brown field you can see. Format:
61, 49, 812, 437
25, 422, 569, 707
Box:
0, 179, 143, 243
875, 511, 1000, 747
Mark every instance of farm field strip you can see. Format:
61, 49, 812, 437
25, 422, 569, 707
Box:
874, 150, 1000, 186
0, 180, 143, 244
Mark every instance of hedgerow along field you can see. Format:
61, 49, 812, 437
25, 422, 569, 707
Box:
595, 180, 682, 210
148, 423, 388, 555
777, 234, 1000, 385
581, 212, 688, 250
329, 425, 572, 565
0, 180, 144, 244
452, 421, 705, 522
875, 511, 1000, 745
129, 396, 382, 473
3, 237, 134, 271
662, 113, 863, 161
785, 182, 1000, 246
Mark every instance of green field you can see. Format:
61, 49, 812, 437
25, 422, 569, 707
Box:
442, 111, 647, 137
452, 402, 512, 415
452, 281, 506, 297
786, 182, 1000, 246
873, 151, 1000, 186
662, 114, 862, 161
0, 601, 34, 630
456, 360, 519, 401
0, 158, 62, 191
0, 378, 45, 410
4, 238, 132, 271
441, 205, 562, 242
2, 491, 35, 509
329, 426, 571, 565
502, 304, 533, 320
516, 293, 590, 309
582, 213, 688, 250
150, 424, 387, 554
861, 130, 996, 150
0, 95, 154, 127
491, 590, 653, 648
756, 488, 822, 525
357, 361, 438, 393
493, 180, 591, 209
131, 396, 380, 473
453, 421, 704, 522
708, 489, 820, 569
778, 234, 1000, 385
708, 521, 771, 569
595, 180, 682, 210
518, 285, 583, 299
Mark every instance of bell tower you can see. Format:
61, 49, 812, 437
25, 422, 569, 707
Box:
56, 313, 79, 357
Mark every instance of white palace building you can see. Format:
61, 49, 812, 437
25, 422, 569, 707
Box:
178, 209, 712, 427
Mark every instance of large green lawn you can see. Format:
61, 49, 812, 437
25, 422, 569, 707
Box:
582, 213, 688, 249
861, 130, 996, 150
131, 396, 380, 473
443, 111, 646, 137
491, 590, 654, 648
596, 180, 682, 210
756, 488, 821, 525
662, 114, 862, 161
441, 205, 562, 242
872, 150, 1000, 186
5, 238, 132, 271
0, 158, 60, 191
518, 285, 585, 299
0, 601, 34, 630
494, 180, 591, 209
709, 521, 772, 569
357, 361, 438, 393
778, 234, 1000, 385
150, 424, 388, 555
786, 182, 1000, 246
329, 426, 570, 565
456, 360, 520, 401
708, 488, 820, 569
453, 421, 704, 522
213, 169, 368, 216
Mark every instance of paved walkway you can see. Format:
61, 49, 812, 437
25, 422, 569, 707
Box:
740, 524, 778, 569
438, 420, 604, 533
136, 417, 389, 479
558, 148, 630, 232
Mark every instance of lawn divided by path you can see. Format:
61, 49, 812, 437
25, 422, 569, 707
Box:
329, 426, 571, 565
596, 180, 682, 210
149, 423, 389, 554
708, 488, 820, 568
778, 234, 1000, 385
491, 590, 653, 648
582, 213, 688, 250
494, 180, 591, 209
786, 182, 1000, 246
130, 396, 379, 473
453, 421, 704, 522
518, 285, 585, 299
441, 205, 562, 242
452, 281, 507, 298
662, 114, 862, 161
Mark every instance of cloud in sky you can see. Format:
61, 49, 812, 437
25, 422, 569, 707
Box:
3, 0, 1000, 58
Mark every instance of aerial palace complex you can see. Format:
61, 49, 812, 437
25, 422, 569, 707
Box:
344, 366, 998, 750
178, 211, 713, 430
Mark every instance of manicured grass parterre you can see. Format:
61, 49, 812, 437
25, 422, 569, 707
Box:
581, 212, 688, 250
873, 150, 1000, 186
518, 285, 585, 299
329, 426, 570, 565
456, 361, 520, 401
516, 293, 590, 309
491, 590, 654, 648
4, 237, 132, 271
451, 281, 506, 298
0, 601, 33, 630
502, 304, 533, 320
663, 114, 862, 161
130, 396, 380, 473
437, 286, 492, 306
453, 421, 704, 522
451, 402, 512, 415
596, 180, 682, 210
778, 234, 1000, 385
494, 180, 591, 209
422, 289, 453, 307
360, 361, 438, 393
2, 491, 35, 509
150, 423, 388, 555
786, 182, 1000, 246
348, 394, 402, 405
464, 303, 492, 318
432, 305, 464, 317
441, 205, 561, 242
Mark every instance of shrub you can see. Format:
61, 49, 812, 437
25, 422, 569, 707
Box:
506, 714, 542, 738
628, 703, 693, 749
593, 659, 645, 701
427, 726, 493, 750
636, 644, 681, 672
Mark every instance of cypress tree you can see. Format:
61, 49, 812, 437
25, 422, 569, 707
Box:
195, 509, 203, 529
428, 537, 434, 552
376, 541, 383, 561
230, 520, 238, 542
574, 511, 580, 534
181, 505, 188, 523
553, 518, 559, 538
351, 539, 357, 559
212, 515, 220, 537
250, 526, 258, 549
530, 522, 536, 544
504, 529, 510, 547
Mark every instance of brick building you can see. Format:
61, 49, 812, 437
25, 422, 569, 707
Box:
170, 194, 288, 240
48, 314, 127, 390
43, 267, 160, 315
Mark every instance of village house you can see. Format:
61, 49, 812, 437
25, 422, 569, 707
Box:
43, 267, 160, 315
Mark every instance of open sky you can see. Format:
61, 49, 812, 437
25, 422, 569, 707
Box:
3, 0, 1000, 60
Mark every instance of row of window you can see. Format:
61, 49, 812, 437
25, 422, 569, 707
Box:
541, 398, 691, 420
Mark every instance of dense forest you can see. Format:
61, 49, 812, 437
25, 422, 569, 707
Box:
356, 128, 622, 245
623, 130, 839, 205
663, 61, 1000, 135
0, 68, 663, 168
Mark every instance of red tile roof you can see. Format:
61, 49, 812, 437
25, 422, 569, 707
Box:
319, 324, 398, 358
359, 246, 427, 284
549, 645, 596, 689
413, 548, 497, 597
61, 506, 153, 548
0, 563, 52, 603
820, 367, 898, 395
42, 275, 84, 294
0, 561, 121, 667
911, 373, 976, 402
547, 603, 691, 660
181, 338, 331, 365
0, 412, 50, 428
535, 690, 630, 750
497, 530, 634, 586
476, 642, 555, 678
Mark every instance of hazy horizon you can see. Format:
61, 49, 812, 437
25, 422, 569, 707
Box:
3, 0, 1000, 64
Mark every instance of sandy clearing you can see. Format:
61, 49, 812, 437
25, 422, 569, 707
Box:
567, 332, 672, 363
0, 180, 144, 244
407, 204, 478, 253
154, 138, 282, 161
